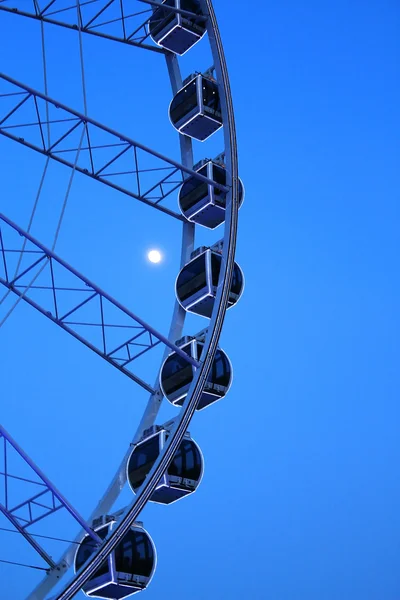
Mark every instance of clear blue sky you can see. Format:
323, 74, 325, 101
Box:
0, 1, 399, 599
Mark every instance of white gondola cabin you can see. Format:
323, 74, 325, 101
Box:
169, 74, 222, 141
75, 518, 156, 598
148, 0, 206, 55
179, 159, 244, 229
160, 335, 232, 410
127, 426, 204, 504
175, 246, 244, 318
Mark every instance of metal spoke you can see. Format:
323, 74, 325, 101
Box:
0, 0, 165, 53
0, 73, 228, 220
0, 0, 241, 598
0, 558, 49, 571
0, 212, 200, 395
138, 0, 207, 20
0, 425, 101, 567
46, 0, 240, 597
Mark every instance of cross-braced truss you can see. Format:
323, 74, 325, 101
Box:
0, 1, 207, 57
0, 0, 206, 53
0, 73, 228, 221
0, 212, 199, 394
0, 424, 101, 568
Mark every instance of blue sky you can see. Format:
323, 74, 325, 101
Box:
0, 1, 399, 599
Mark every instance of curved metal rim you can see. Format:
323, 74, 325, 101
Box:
20, 1, 239, 597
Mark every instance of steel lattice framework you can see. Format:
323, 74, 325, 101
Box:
0, 73, 228, 220
0, 0, 206, 53
0, 212, 199, 393
0, 425, 102, 568
0, 1, 241, 599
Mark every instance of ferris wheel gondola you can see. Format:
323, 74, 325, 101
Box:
74, 519, 156, 599
175, 245, 244, 318
160, 335, 233, 410
178, 158, 245, 228
127, 426, 204, 504
0, 1, 242, 598
169, 73, 222, 141
148, 0, 207, 55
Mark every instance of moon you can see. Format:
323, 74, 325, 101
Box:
147, 249, 162, 264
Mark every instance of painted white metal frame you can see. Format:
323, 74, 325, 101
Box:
15, 0, 240, 596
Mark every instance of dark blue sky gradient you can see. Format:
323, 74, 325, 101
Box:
0, 1, 399, 599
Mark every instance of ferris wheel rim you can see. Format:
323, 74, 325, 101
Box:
46, 1, 240, 594
0, 1, 240, 598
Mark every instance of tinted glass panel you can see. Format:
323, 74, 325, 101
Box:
149, 0, 175, 37
238, 179, 244, 205
211, 253, 222, 287
161, 348, 193, 396
212, 166, 244, 208
179, 165, 208, 212
182, 0, 202, 14
114, 530, 154, 578
185, 444, 195, 472
170, 445, 183, 475
76, 527, 109, 579
210, 350, 231, 387
176, 254, 207, 302
202, 79, 221, 114
196, 342, 230, 387
181, 0, 206, 32
212, 164, 227, 206
213, 164, 226, 186
196, 341, 204, 360
231, 263, 243, 296
170, 80, 198, 125
168, 439, 202, 480
128, 436, 160, 489
210, 254, 242, 297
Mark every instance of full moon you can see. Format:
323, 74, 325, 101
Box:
147, 249, 162, 264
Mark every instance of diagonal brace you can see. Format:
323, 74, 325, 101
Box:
0, 213, 200, 394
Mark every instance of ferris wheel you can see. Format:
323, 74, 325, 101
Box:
0, 1, 243, 598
